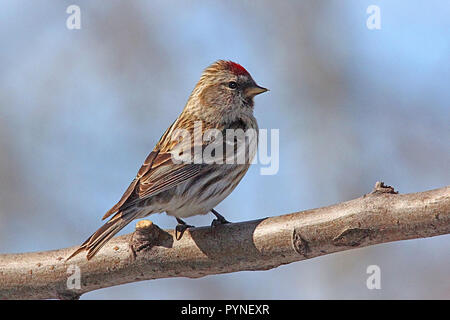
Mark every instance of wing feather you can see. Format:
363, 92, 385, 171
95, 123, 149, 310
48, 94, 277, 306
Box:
103, 146, 207, 219
137, 163, 203, 198
102, 150, 160, 220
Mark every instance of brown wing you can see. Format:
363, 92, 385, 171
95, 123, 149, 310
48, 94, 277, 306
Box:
137, 162, 203, 198
102, 148, 205, 220
102, 150, 160, 219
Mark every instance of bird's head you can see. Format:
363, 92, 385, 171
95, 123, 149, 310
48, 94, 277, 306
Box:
187, 60, 268, 121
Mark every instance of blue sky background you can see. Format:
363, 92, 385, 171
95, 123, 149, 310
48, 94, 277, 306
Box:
0, 0, 449, 299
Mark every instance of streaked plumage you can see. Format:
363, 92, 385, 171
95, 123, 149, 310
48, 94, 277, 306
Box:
68, 60, 268, 260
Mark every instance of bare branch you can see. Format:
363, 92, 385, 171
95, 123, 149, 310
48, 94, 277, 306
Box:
0, 182, 449, 299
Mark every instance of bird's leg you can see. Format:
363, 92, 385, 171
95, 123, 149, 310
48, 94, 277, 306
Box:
175, 217, 194, 240
211, 208, 230, 227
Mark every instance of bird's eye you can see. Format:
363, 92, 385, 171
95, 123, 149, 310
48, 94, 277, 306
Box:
228, 81, 238, 89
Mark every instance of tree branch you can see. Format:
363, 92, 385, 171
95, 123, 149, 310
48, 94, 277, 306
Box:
1, 182, 449, 299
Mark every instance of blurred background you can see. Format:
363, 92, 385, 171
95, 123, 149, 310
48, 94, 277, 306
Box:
0, 0, 449, 299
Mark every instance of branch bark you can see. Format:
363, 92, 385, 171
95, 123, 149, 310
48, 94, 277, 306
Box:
1, 182, 449, 300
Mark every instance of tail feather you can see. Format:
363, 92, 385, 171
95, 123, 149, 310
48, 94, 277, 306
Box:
67, 211, 136, 261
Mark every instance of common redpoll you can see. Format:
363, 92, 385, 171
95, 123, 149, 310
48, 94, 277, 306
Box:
68, 60, 268, 260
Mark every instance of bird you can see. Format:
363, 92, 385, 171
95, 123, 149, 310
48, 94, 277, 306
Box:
67, 60, 268, 260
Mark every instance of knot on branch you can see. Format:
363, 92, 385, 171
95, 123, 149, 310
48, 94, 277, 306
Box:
130, 220, 173, 258
371, 181, 398, 195
292, 230, 310, 257
333, 228, 374, 247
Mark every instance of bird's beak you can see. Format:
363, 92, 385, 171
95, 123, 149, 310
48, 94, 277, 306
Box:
245, 85, 269, 98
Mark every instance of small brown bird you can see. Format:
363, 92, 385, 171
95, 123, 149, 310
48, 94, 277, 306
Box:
68, 60, 268, 260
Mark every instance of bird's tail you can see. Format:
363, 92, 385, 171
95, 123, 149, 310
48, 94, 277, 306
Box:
66, 210, 138, 261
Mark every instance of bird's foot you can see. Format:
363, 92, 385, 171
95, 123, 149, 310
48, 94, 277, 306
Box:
210, 209, 230, 235
211, 216, 230, 227
175, 218, 194, 241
